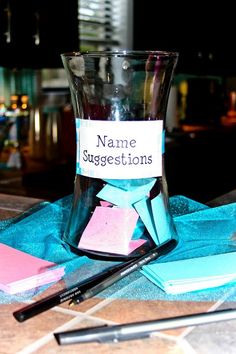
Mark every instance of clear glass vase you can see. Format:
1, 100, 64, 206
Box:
61, 50, 179, 260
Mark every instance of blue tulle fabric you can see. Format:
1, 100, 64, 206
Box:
0, 194, 236, 304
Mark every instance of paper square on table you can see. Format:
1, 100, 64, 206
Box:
0, 243, 65, 294
78, 206, 146, 255
141, 251, 236, 294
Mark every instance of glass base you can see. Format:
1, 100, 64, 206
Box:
69, 237, 157, 261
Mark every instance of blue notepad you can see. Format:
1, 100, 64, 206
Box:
141, 252, 236, 294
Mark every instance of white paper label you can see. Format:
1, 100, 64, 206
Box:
76, 119, 163, 179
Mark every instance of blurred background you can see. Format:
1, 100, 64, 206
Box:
0, 0, 235, 203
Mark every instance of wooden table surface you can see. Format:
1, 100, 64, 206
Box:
0, 191, 236, 354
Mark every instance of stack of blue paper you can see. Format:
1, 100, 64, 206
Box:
141, 252, 236, 294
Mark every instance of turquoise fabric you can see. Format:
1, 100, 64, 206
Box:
0, 194, 235, 304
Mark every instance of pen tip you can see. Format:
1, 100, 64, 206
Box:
69, 301, 74, 307
13, 312, 25, 322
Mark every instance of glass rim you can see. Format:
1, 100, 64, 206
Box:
61, 49, 179, 59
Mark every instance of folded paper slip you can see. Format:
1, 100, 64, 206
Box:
0, 243, 65, 294
141, 251, 236, 294
78, 206, 146, 255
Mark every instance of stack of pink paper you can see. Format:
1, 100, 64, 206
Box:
0, 243, 65, 294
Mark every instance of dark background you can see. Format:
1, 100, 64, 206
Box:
0, 0, 235, 203
133, 1, 235, 76
0, 0, 79, 68
133, 1, 236, 202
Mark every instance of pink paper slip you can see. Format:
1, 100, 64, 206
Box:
78, 206, 146, 255
0, 243, 65, 294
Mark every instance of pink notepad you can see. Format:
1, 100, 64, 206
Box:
0, 243, 65, 294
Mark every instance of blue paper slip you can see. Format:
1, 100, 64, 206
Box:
97, 178, 156, 207
141, 251, 236, 294
103, 178, 156, 191
134, 194, 173, 245
133, 197, 159, 244
151, 193, 172, 244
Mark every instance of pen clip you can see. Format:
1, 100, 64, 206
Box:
109, 332, 151, 343
97, 333, 151, 343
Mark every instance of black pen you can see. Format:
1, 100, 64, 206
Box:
13, 260, 134, 323
54, 308, 236, 345
69, 239, 177, 306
